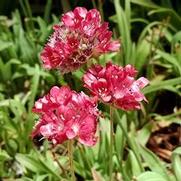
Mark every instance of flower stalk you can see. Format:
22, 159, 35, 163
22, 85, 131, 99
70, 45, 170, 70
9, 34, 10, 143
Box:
109, 106, 114, 181
68, 140, 75, 181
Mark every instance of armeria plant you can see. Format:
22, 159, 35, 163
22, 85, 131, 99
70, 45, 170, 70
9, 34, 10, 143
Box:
32, 7, 149, 181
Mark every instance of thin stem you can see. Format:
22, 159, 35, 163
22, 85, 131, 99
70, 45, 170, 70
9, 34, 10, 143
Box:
63, 72, 75, 89
60, 0, 71, 12
109, 106, 114, 181
98, 0, 104, 20
52, 151, 66, 176
68, 140, 75, 181
91, 0, 97, 9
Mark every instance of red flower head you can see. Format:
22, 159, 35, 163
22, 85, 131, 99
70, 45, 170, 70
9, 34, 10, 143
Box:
41, 7, 120, 73
83, 62, 149, 110
32, 86, 99, 146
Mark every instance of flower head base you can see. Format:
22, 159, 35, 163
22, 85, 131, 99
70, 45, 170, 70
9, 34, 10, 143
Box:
41, 7, 120, 73
32, 86, 98, 146
83, 62, 149, 110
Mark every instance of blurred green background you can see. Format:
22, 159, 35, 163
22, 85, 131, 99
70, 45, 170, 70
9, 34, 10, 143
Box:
0, 0, 180, 180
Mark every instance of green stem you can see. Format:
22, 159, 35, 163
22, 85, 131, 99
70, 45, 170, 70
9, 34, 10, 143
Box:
91, 0, 97, 8
98, 0, 104, 20
52, 151, 66, 176
68, 140, 75, 181
60, 0, 71, 12
109, 106, 114, 181
63, 72, 75, 89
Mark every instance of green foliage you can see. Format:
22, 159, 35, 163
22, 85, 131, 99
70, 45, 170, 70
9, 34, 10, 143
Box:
0, 0, 180, 180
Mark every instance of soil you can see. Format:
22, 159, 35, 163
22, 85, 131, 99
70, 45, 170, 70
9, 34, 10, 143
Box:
146, 123, 181, 162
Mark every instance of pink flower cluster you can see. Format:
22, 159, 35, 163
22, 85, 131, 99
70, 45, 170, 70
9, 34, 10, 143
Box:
41, 7, 120, 73
32, 7, 149, 147
83, 62, 149, 110
32, 86, 98, 146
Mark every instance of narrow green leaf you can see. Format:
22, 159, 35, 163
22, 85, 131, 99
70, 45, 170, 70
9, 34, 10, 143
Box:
35, 175, 48, 181
115, 125, 124, 159
156, 49, 181, 75
16, 154, 42, 173
139, 146, 170, 180
0, 149, 10, 161
172, 147, 181, 181
28, 64, 40, 111
137, 122, 152, 146
172, 31, 181, 46
114, 0, 132, 65
44, 0, 52, 21
137, 171, 167, 181
148, 8, 181, 24
131, 0, 161, 9
125, 0, 131, 26
0, 40, 13, 51
114, 113, 127, 161
135, 39, 150, 71
129, 150, 142, 176
143, 77, 181, 94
